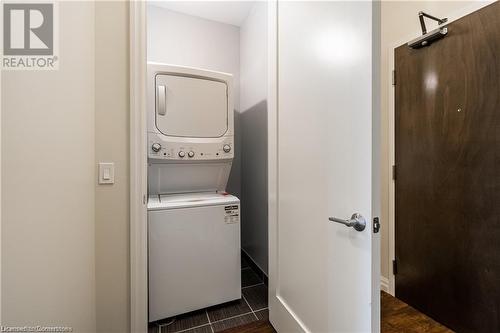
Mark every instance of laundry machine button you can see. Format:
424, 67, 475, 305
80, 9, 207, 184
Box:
223, 144, 231, 153
151, 143, 161, 152
188, 151, 195, 158
178, 151, 186, 158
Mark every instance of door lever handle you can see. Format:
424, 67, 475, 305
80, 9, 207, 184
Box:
329, 213, 366, 232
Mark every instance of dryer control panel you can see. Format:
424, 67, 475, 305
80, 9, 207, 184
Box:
148, 133, 234, 161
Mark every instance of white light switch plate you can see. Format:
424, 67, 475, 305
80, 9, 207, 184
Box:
98, 162, 115, 184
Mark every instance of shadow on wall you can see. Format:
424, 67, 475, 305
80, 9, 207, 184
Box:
240, 100, 268, 274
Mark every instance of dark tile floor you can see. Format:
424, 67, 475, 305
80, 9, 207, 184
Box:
149, 255, 268, 333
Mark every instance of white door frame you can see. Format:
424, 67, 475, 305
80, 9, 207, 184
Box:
0, 29, 3, 326
129, 2, 275, 331
267, 2, 311, 331
130, 1, 148, 333
130, 0, 386, 330
386, 0, 495, 296
266, 1, 306, 332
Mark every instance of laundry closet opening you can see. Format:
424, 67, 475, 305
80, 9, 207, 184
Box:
146, 2, 270, 331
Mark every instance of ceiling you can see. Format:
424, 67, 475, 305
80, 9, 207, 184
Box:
148, 1, 256, 27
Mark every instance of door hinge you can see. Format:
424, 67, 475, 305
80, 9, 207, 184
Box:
393, 259, 398, 275
392, 165, 396, 181
392, 70, 396, 86
373, 217, 380, 233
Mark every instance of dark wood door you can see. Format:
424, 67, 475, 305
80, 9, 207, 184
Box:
395, 3, 500, 333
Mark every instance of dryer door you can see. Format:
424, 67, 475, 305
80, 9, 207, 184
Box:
155, 74, 228, 138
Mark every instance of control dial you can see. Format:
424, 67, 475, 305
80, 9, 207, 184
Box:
151, 143, 161, 152
178, 151, 186, 158
223, 144, 231, 153
188, 151, 195, 158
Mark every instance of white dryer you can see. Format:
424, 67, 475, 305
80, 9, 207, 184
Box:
147, 63, 235, 195
148, 193, 240, 322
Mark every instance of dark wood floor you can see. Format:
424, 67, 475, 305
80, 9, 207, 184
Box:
221, 320, 276, 333
222, 292, 451, 333
381, 291, 452, 333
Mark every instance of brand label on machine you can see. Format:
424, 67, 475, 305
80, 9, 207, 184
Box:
224, 205, 239, 224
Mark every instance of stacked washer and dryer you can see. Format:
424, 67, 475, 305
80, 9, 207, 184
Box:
147, 63, 241, 322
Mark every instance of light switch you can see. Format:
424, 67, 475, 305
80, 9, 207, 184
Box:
98, 162, 115, 184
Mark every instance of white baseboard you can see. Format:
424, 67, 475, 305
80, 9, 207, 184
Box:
380, 276, 389, 292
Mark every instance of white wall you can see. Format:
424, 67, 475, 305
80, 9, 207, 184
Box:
147, 5, 241, 198
239, 3, 268, 274
380, 0, 481, 286
1, 2, 96, 331
2, 2, 131, 331
94, 2, 130, 332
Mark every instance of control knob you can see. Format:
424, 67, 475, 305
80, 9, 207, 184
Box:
151, 143, 161, 152
188, 151, 195, 158
223, 144, 231, 153
178, 151, 186, 158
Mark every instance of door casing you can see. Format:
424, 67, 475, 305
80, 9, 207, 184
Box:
131, 1, 387, 331
129, 2, 280, 332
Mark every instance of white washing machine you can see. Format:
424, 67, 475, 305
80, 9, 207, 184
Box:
147, 63, 240, 322
148, 193, 241, 322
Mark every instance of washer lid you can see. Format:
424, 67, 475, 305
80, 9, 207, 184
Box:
155, 74, 228, 138
148, 192, 239, 210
